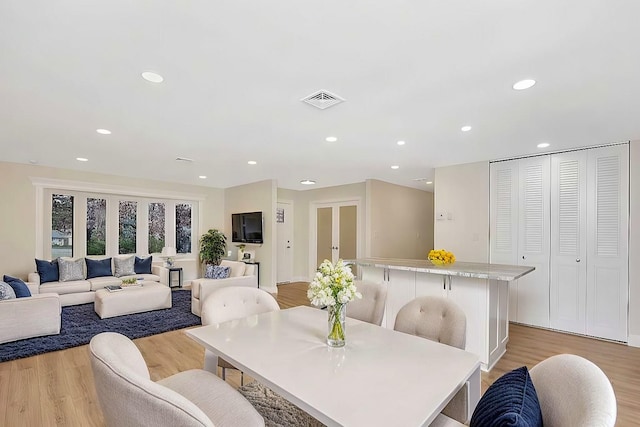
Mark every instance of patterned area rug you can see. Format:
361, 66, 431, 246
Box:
0, 289, 200, 362
238, 381, 325, 427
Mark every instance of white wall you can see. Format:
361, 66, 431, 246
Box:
434, 161, 489, 263
0, 161, 225, 282
367, 179, 433, 259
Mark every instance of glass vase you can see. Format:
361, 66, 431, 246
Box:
327, 303, 346, 347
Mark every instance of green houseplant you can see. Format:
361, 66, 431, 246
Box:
199, 229, 227, 268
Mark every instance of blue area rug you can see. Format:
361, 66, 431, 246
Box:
0, 289, 200, 363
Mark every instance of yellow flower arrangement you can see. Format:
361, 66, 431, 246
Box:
428, 249, 456, 266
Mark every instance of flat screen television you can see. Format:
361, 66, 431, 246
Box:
231, 211, 264, 244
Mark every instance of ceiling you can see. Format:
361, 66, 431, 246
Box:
2, 1, 640, 192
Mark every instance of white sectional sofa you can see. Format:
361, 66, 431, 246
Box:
27, 258, 163, 307
190, 260, 258, 316
0, 292, 61, 344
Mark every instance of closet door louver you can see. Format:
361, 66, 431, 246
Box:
516, 156, 550, 327
490, 160, 519, 321
550, 152, 587, 334
586, 145, 629, 341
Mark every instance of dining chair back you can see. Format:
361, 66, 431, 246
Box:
529, 354, 616, 426
347, 280, 387, 326
89, 332, 264, 427
394, 296, 466, 349
394, 296, 468, 423
201, 287, 280, 381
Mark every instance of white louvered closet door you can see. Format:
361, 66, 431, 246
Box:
586, 145, 629, 341
516, 156, 551, 327
550, 151, 587, 334
489, 160, 519, 321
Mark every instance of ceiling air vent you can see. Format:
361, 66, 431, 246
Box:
300, 90, 345, 110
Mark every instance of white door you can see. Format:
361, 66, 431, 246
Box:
586, 144, 629, 341
276, 201, 293, 283
550, 151, 587, 334
516, 155, 551, 327
489, 160, 519, 321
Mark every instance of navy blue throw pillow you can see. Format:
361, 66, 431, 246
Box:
134, 256, 152, 274
470, 366, 543, 427
35, 258, 59, 284
86, 257, 113, 279
3, 275, 32, 298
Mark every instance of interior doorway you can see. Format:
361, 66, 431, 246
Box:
276, 201, 293, 283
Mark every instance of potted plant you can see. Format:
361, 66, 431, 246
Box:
199, 229, 227, 270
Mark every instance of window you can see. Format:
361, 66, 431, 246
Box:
87, 198, 106, 255
176, 203, 192, 254
52, 194, 73, 258
148, 202, 165, 253
119, 201, 137, 254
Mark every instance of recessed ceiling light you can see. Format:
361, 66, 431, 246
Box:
461, 126, 472, 132
76, 157, 88, 162
29, 159, 38, 164
325, 136, 338, 142
96, 129, 111, 135
513, 79, 536, 90
141, 71, 164, 83
300, 179, 316, 185
391, 165, 400, 170
248, 160, 257, 165
198, 175, 207, 179
537, 142, 550, 148
397, 140, 406, 146
426, 181, 433, 185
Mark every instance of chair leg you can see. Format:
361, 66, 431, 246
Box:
221, 367, 226, 381
241, 371, 244, 386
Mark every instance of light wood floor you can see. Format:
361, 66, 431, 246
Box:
1, 282, 639, 426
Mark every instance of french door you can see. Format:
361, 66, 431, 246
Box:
311, 200, 359, 275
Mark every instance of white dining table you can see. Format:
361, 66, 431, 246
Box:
186, 306, 481, 427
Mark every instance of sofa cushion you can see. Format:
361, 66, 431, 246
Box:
88, 276, 124, 291
3, 275, 32, 298
35, 258, 59, 284
59, 258, 85, 282
114, 256, 136, 277
134, 256, 153, 274
86, 257, 113, 279
0, 282, 16, 300
470, 366, 542, 427
220, 260, 246, 277
40, 280, 91, 295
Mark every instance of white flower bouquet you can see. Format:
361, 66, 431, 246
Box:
307, 259, 360, 307
308, 259, 361, 347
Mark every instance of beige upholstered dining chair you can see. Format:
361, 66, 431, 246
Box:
529, 354, 617, 426
347, 280, 387, 326
201, 287, 281, 384
394, 296, 468, 424
89, 332, 264, 427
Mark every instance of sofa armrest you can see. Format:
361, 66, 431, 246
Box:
28, 272, 41, 285
0, 294, 62, 344
25, 282, 40, 295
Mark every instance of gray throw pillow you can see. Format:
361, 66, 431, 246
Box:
58, 257, 85, 282
114, 256, 136, 277
0, 282, 16, 300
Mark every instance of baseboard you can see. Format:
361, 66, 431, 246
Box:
260, 285, 278, 294
627, 334, 640, 348
292, 276, 310, 283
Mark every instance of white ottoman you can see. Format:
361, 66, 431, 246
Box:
94, 283, 172, 319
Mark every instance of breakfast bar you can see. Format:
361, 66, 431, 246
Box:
349, 258, 535, 371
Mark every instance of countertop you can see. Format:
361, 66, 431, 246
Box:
349, 257, 535, 281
